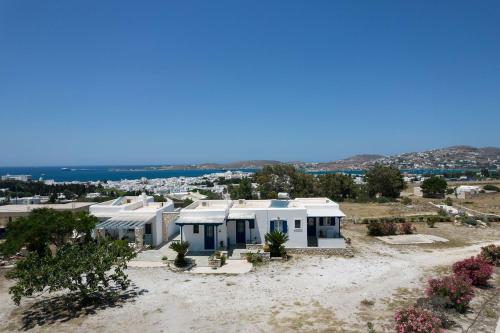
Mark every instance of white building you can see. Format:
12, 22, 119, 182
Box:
175, 197, 346, 251
9, 195, 49, 205
456, 185, 481, 199
1, 174, 32, 182
90, 194, 175, 247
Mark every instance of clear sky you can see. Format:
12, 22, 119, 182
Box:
1, 1, 499, 166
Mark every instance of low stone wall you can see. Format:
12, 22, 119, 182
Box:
246, 244, 263, 250
286, 246, 355, 257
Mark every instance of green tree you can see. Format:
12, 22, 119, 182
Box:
0, 208, 97, 256
365, 165, 405, 198
1, 209, 136, 305
255, 165, 320, 199
421, 176, 447, 198
7, 240, 135, 305
229, 178, 253, 199
480, 168, 490, 178
317, 174, 356, 201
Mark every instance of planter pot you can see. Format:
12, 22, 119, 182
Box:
208, 258, 222, 269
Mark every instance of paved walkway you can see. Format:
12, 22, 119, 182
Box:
190, 259, 253, 274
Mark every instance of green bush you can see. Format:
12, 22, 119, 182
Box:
444, 197, 453, 206
483, 184, 499, 192
246, 252, 263, 264
264, 231, 289, 257
401, 197, 412, 205
426, 219, 436, 228
169, 241, 190, 267
462, 216, 478, 226
479, 244, 500, 266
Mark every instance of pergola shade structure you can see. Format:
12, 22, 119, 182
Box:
96, 215, 154, 229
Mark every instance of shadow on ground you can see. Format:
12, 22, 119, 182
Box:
20, 285, 148, 331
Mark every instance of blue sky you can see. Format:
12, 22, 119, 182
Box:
1, 1, 499, 166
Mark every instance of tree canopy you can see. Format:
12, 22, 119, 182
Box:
0, 208, 97, 256
365, 165, 405, 198
229, 178, 254, 200
1, 208, 136, 305
421, 176, 447, 198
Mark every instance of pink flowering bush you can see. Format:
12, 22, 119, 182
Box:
452, 257, 494, 286
394, 307, 442, 333
426, 275, 474, 313
399, 221, 415, 235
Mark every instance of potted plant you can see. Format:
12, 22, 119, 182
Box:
208, 251, 223, 269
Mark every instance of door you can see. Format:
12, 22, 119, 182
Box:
204, 225, 215, 250
307, 217, 316, 237
236, 220, 246, 243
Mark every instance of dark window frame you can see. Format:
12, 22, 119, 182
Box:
294, 219, 301, 229
193, 224, 199, 233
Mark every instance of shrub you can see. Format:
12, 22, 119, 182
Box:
394, 307, 442, 333
367, 221, 397, 236
245, 252, 263, 264
426, 219, 436, 228
169, 241, 190, 267
399, 222, 415, 234
426, 275, 474, 313
452, 257, 493, 286
444, 197, 453, 206
462, 216, 477, 226
401, 197, 412, 205
483, 184, 499, 192
479, 244, 500, 266
437, 208, 448, 217
264, 231, 289, 257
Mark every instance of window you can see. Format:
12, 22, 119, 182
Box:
271, 220, 288, 233
248, 220, 255, 229
295, 220, 301, 229
144, 223, 152, 234
319, 217, 324, 226
193, 225, 199, 233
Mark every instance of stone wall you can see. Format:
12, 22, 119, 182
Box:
286, 246, 354, 257
162, 211, 180, 241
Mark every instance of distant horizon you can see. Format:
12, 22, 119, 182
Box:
0, 144, 497, 168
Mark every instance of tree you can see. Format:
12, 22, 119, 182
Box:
480, 168, 490, 178
317, 174, 356, 202
7, 240, 135, 305
169, 241, 190, 267
229, 178, 253, 200
421, 176, 447, 198
264, 231, 289, 257
1, 209, 136, 305
0, 208, 97, 256
365, 165, 405, 198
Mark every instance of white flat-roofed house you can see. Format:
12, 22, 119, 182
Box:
455, 185, 481, 199
90, 193, 174, 247
175, 197, 346, 252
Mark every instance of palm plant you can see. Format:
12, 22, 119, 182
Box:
169, 241, 190, 267
264, 231, 289, 258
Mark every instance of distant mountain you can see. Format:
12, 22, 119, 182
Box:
146, 160, 282, 170
148, 146, 499, 171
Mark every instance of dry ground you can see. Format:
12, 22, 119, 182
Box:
1, 222, 499, 333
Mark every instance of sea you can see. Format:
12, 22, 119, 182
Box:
0, 166, 473, 183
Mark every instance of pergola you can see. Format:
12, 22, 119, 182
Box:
175, 215, 225, 243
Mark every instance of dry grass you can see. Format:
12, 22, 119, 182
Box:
455, 192, 500, 215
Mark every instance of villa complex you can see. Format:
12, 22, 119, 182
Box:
175, 196, 346, 251
90, 194, 174, 247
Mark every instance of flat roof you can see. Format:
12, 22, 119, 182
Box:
0, 202, 93, 213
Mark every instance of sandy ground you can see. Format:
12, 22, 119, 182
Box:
1, 224, 499, 333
